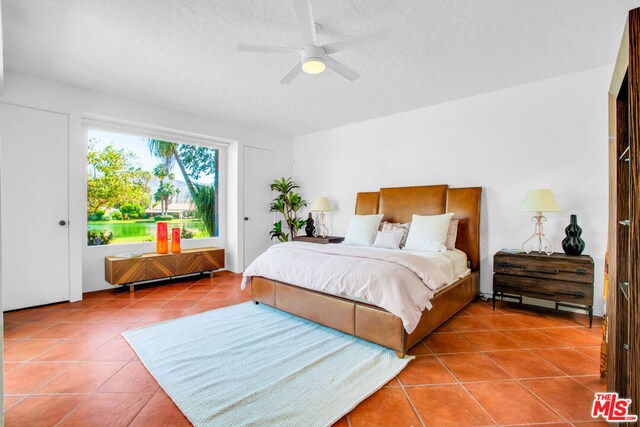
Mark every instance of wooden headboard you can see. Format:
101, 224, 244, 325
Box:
355, 185, 482, 271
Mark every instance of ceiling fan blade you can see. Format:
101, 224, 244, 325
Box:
322, 30, 389, 54
293, 0, 319, 46
237, 44, 300, 54
280, 63, 302, 84
324, 56, 360, 81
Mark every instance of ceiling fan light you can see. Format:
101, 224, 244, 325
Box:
302, 58, 326, 75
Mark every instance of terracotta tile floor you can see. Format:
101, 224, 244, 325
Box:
4, 272, 607, 426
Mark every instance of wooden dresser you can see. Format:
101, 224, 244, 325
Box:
105, 247, 224, 292
492, 251, 594, 326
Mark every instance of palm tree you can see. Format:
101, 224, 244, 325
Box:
147, 139, 196, 199
154, 181, 176, 216
147, 139, 218, 236
152, 164, 175, 215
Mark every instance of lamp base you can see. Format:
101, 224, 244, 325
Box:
313, 211, 329, 238
522, 214, 554, 255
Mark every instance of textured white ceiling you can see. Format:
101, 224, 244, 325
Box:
2, 0, 637, 136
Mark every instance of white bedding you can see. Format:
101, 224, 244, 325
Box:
241, 241, 469, 333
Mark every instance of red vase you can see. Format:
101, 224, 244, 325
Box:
156, 222, 168, 254
171, 228, 181, 253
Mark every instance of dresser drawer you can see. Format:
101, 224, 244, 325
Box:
494, 253, 593, 284
493, 274, 593, 304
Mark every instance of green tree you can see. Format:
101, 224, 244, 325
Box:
178, 145, 219, 235
87, 140, 152, 215
147, 139, 219, 235
177, 145, 217, 181
154, 182, 177, 216
193, 184, 216, 237
152, 164, 176, 216
147, 140, 196, 198
119, 203, 145, 220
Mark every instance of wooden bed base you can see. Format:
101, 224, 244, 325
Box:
251, 272, 479, 357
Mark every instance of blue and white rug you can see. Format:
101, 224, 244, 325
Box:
123, 302, 412, 427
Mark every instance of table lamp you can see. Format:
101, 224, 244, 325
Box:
310, 196, 332, 238
520, 189, 562, 255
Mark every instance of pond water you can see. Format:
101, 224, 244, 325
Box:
88, 219, 209, 243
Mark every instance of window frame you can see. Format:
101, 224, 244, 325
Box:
82, 115, 228, 247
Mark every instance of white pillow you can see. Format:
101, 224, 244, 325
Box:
343, 214, 384, 246
403, 213, 454, 252
373, 229, 405, 250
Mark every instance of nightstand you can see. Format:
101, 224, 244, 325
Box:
492, 251, 595, 327
293, 236, 345, 244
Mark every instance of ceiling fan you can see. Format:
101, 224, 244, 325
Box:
237, 0, 388, 84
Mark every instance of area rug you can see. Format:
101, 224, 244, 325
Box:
122, 302, 412, 427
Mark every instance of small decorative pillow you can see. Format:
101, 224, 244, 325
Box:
343, 214, 384, 246
403, 213, 454, 252
445, 219, 459, 250
373, 229, 405, 250
380, 221, 411, 248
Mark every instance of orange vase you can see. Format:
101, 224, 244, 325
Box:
171, 228, 181, 253
156, 222, 168, 254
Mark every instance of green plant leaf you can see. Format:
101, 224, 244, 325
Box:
192, 184, 216, 237
269, 198, 286, 214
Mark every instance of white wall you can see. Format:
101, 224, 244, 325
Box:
0, 71, 291, 295
293, 65, 611, 316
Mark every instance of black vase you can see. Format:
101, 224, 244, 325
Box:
305, 212, 315, 237
562, 214, 585, 256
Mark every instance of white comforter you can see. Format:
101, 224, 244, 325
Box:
241, 242, 465, 333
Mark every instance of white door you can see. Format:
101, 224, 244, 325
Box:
243, 146, 275, 268
0, 104, 70, 310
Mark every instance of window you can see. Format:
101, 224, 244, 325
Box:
87, 129, 219, 245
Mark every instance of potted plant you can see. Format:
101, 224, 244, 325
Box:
269, 178, 307, 242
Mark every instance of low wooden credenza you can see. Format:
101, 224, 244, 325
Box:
105, 247, 225, 292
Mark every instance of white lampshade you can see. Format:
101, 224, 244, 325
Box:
310, 196, 332, 212
520, 189, 562, 213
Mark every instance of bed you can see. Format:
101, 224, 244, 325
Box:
245, 184, 481, 357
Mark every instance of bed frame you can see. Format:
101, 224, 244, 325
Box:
250, 185, 482, 357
